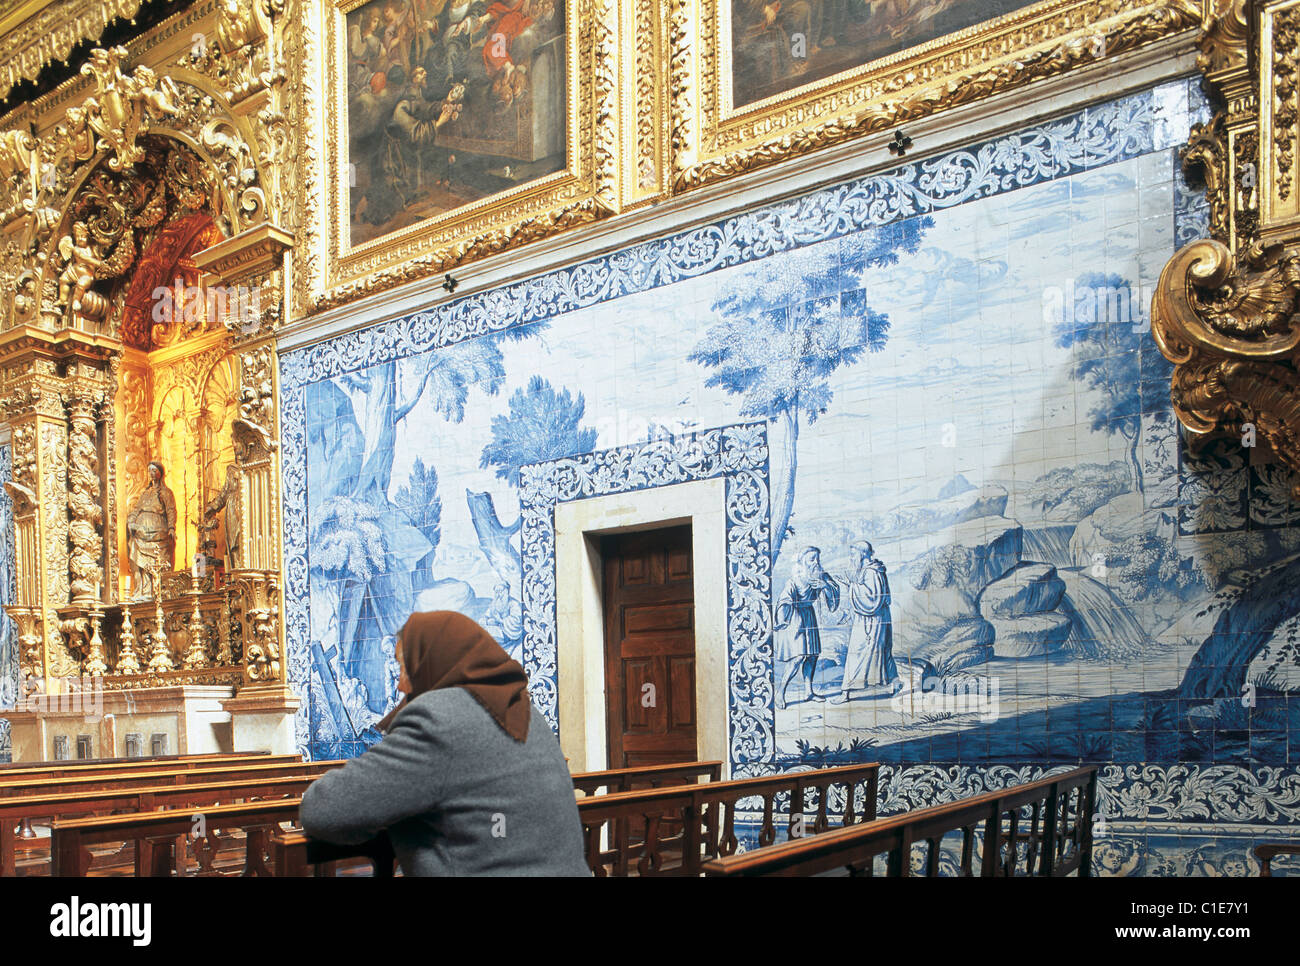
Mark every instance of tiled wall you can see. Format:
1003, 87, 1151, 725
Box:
0, 442, 13, 762
281, 77, 1300, 874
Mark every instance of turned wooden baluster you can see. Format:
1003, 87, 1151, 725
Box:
583, 822, 607, 876
925, 836, 943, 876
959, 824, 976, 876
843, 779, 858, 826
242, 827, 272, 876
719, 802, 738, 856
1024, 801, 1042, 873
1004, 808, 1019, 876
758, 794, 776, 847
637, 813, 663, 875
813, 781, 830, 835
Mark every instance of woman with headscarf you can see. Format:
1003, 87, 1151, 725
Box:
300, 610, 590, 876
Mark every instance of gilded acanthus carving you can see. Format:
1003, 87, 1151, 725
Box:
1152, 0, 1300, 499
77, 46, 181, 172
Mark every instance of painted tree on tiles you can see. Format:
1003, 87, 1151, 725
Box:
1052, 270, 1155, 493
476, 375, 599, 588
691, 218, 931, 561
314, 327, 539, 715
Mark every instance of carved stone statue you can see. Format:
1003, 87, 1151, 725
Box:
126, 461, 177, 599
204, 463, 244, 570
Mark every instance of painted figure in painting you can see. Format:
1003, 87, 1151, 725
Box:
346, 0, 566, 246
832, 541, 900, 704
126, 461, 176, 599
774, 545, 840, 709
482, 580, 523, 660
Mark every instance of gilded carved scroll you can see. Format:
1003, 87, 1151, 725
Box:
1151, 0, 1300, 497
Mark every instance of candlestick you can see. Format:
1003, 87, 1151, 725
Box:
183, 570, 208, 670
116, 605, 141, 675
83, 599, 107, 677
146, 564, 174, 674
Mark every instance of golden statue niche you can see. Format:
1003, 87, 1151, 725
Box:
0, 26, 295, 761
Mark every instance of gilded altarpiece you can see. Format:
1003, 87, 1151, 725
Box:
0, 1, 299, 759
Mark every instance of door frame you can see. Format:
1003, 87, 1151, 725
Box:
554, 478, 730, 777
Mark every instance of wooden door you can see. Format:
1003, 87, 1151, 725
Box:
602, 525, 697, 769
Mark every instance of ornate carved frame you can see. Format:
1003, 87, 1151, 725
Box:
1152, 0, 1300, 497
295, 0, 620, 313
672, 0, 1203, 191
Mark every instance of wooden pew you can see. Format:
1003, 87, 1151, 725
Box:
52, 799, 306, 876
0, 754, 306, 857
701, 765, 1097, 877
0, 754, 284, 780
47, 759, 722, 876
0, 759, 327, 801
268, 759, 725, 876
0, 750, 272, 775
571, 760, 722, 796
1, 764, 345, 876
576, 762, 880, 876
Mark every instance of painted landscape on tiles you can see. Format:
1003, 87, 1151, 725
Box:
730, 0, 1039, 108
345, 0, 567, 247
283, 79, 1300, 873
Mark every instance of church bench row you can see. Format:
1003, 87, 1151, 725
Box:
0, 750, 274, 777
1, 764, 345, 876
270, 762, 882, 877
701, 766, 1098, 877
40, 760, 725, 876
0, 755, 309, 859
0, 758, 325, 800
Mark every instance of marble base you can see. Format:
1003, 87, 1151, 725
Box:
221, 685, 300, 755
0, 685, 236, 761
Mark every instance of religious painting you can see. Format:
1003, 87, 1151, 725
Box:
309, 0, 614, 310
730, 0, 1041, 109
344, 0, 567, 247
676, 0, 1198, 194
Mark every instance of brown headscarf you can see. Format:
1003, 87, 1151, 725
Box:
377, 610, 532, 742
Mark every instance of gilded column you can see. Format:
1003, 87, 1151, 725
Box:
64, 374, 105, 607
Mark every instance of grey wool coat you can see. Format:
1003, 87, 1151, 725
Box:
299, 688, 591, 876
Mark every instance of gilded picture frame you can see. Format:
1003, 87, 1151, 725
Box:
303, 0, 618, 311
673, 0, 1203, 191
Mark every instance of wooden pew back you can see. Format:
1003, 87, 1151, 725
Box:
701, 765, 1098, 877
52, 799, 304, 876
0, 748, 271, 780
1, 763, 345, 876
576, 762, 880, 876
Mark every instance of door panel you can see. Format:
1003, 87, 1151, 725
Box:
603, 525, 697, 769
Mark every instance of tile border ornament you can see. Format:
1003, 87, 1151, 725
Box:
518, 423, 773, 770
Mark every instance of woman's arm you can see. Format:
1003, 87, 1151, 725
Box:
299, 700, 449, 844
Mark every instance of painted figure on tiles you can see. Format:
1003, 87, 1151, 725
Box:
833, 540, 900, 704
482, 580, 523, 661
774, 545, 840, 709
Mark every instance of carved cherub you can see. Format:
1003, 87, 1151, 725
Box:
56, 221, 105, 318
